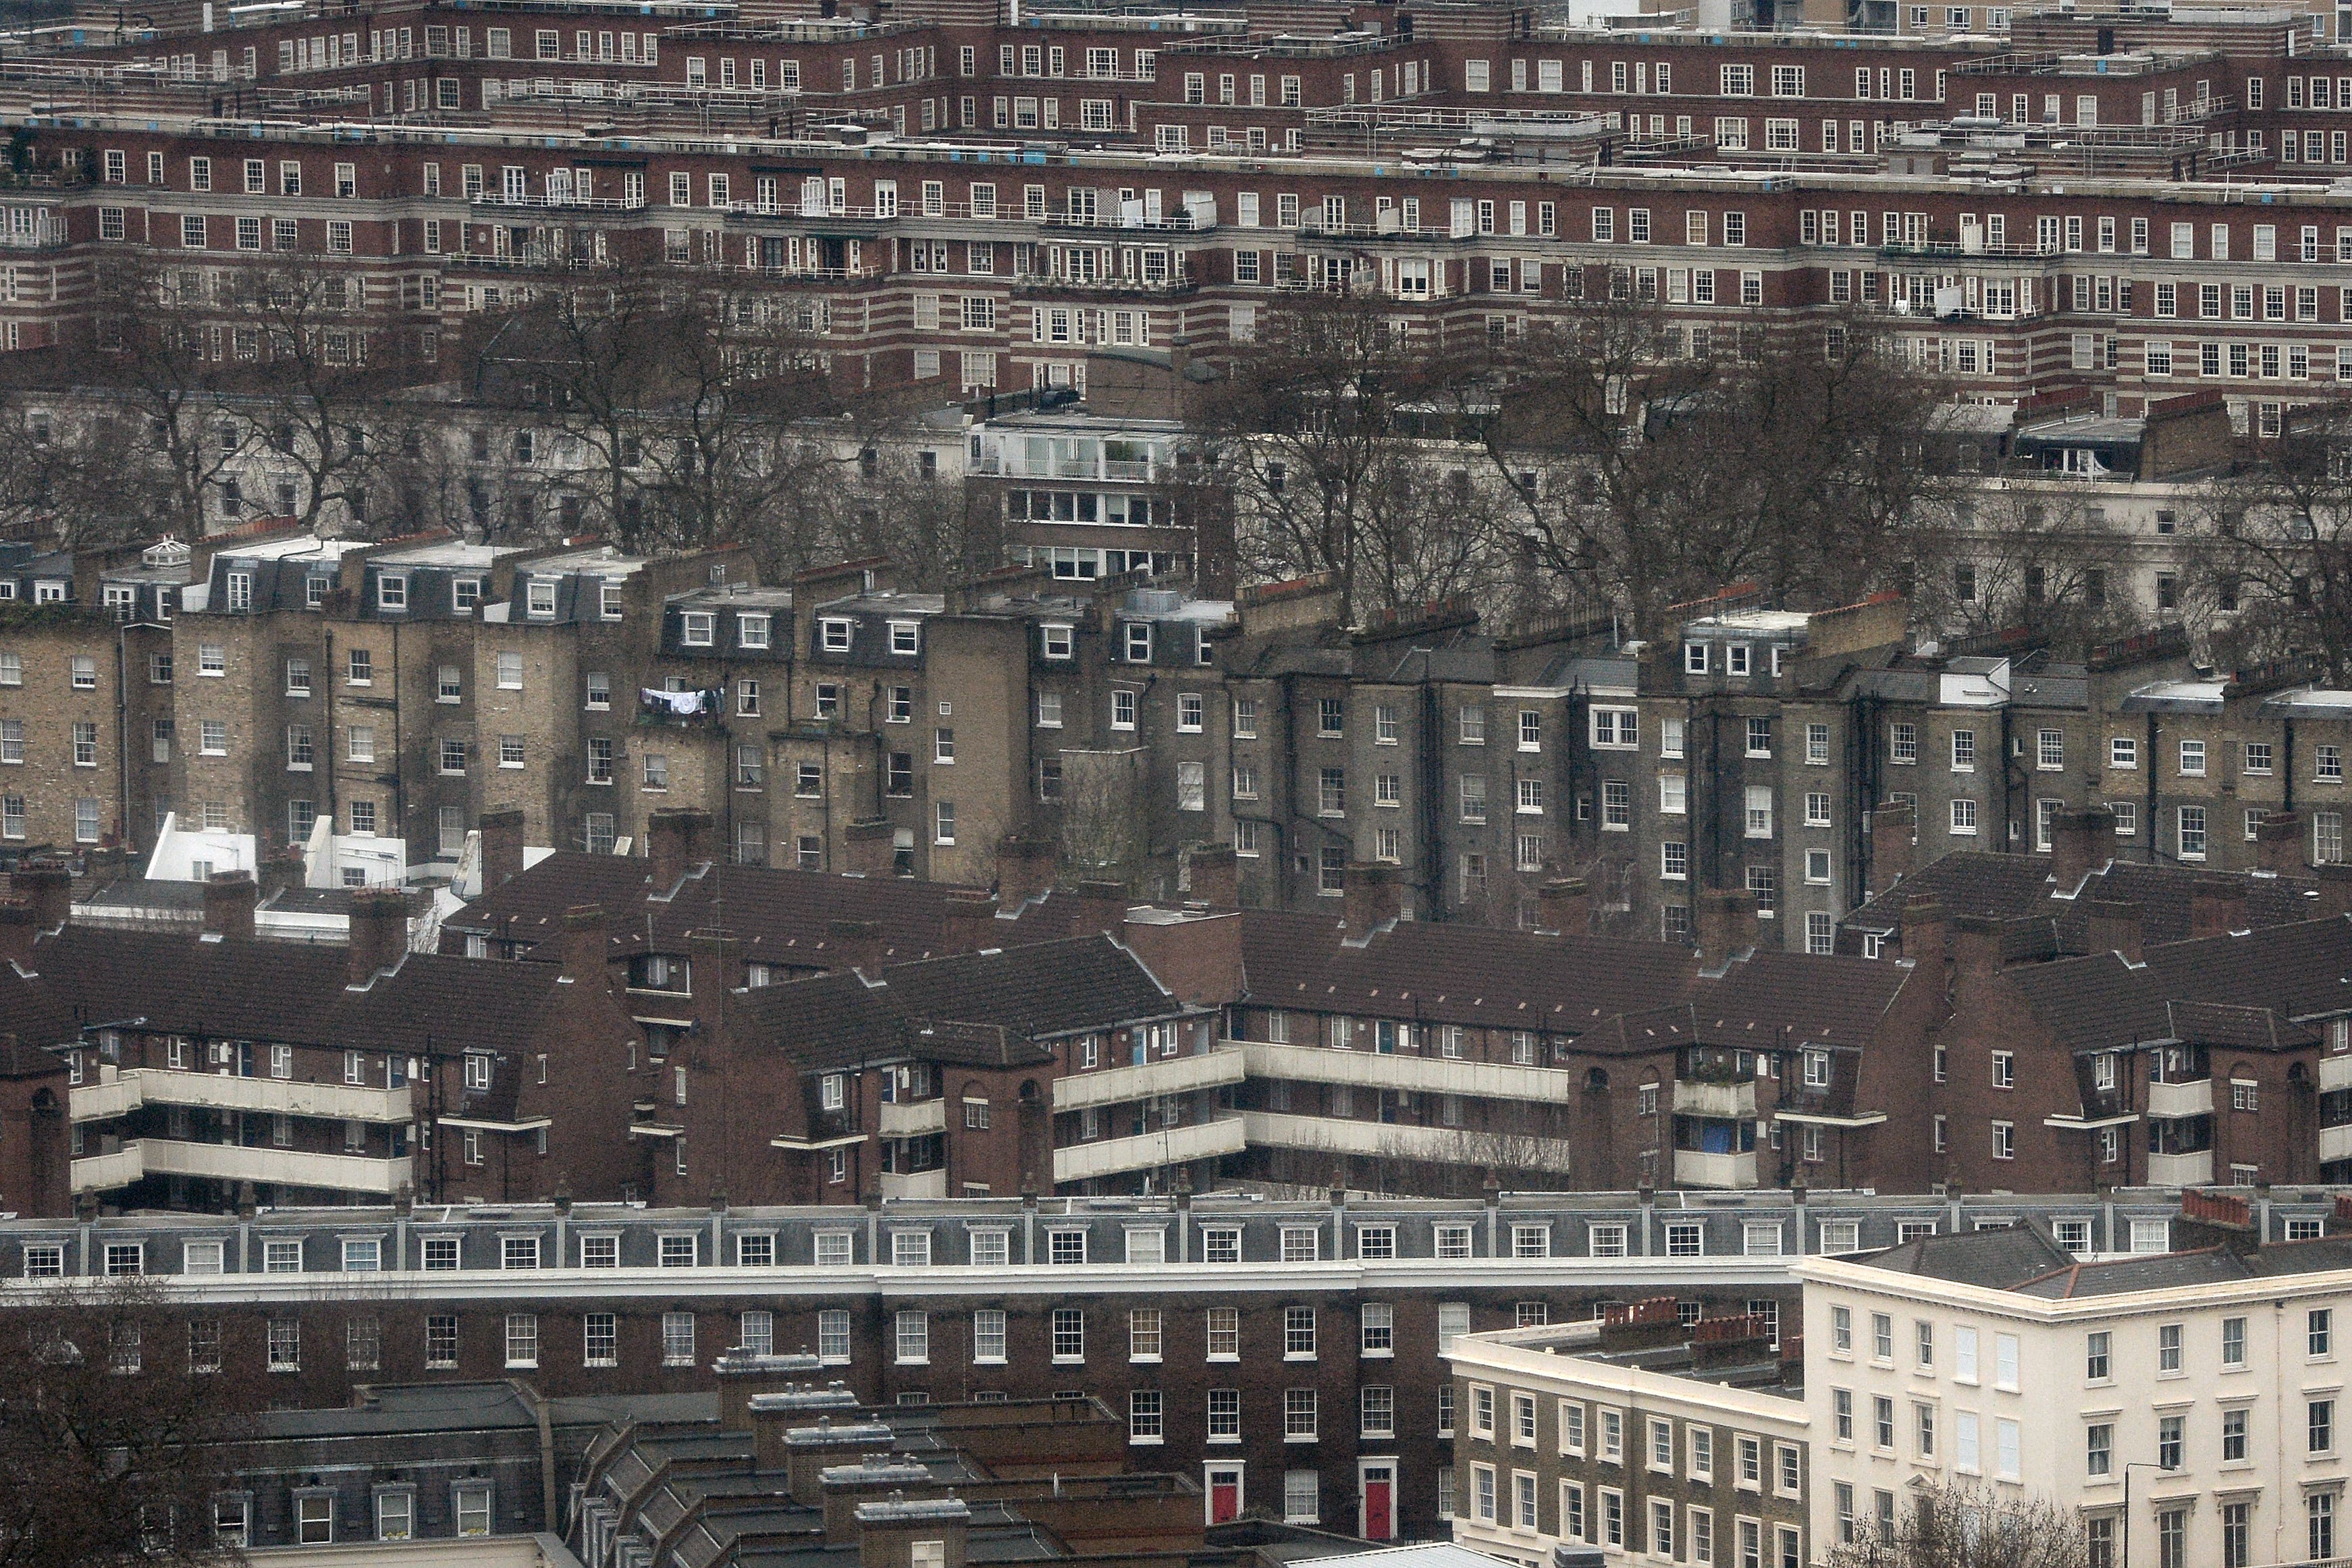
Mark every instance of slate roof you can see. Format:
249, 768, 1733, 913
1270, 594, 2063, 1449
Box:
2005, 915, 2352, 1056
450, 855, 982, 967
1850, 1222, 2079, 1288
21, 925, 572, 1062
1232, 911, 1913, 1052
1846, 850, 2321, 944
2012, 1237, 2352, 1298
733, 934, 1180, 1074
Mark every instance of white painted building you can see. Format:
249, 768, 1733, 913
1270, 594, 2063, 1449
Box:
1798, 1194, 2352, 1568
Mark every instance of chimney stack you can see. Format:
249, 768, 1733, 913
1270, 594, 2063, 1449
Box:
2190, 876, 2249, 940
1185, 842, 1239, 910
346, 888, 410, 985
478, 807, 527, 890
1870, 799, 1918, 892
825, 919, 888, 973
2315, 864, 2352, 921
1896, 896, 1948, 969
9, 861, 71, 935
994, 833, 1058, 907
2179, 1188, 2259, 1255
647, 809, 714, 893
2079, 899, 2145, 964
201, 870, 258, 942
1071, 879, 1130, 937
1341, 863, 1401, 938
843, 820, 899, 879
941, 894, 998, 954
559, 904, 607, 983
2256, 812, 2304, 876
1693, 888, 1759, 965
2049, 807, 2116, 892
0, 900, 38, 965
1535, 877, 1592, 936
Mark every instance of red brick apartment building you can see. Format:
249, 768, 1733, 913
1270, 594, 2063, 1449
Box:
11, 0, 2352, 423
8, 816, 2347, 1218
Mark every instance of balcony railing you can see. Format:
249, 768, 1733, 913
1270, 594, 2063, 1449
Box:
1052, 1114, 1246, 1183
878, 1098, 948, 1137
2322, 1123, 2352, 1165
1054, 1047, 1246, 1110
878, 1168, 947, 1200
2145, 1078, 2214, 1120
1674, 1149, 1761, 1189
73, 1068, 412, 1125
1673, 1079, 1759, 1120
71, 1139, 412, 1195
2145, 1149, 2214, 1187
1241, 1041, 1576, 1104
1239, 1109, 1574, 1174
2321, 1055, 2352, 1095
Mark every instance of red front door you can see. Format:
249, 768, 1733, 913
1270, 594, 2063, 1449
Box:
1362, 1465, 1395, 1540
1208, 1469, 1242, 1524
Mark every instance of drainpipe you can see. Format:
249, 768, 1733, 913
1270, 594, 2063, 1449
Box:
508, 1378, 558, 1532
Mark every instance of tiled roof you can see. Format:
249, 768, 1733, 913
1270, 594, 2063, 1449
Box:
1853, 1222, 2079, 1288
2004, 1239, 2352, 1299
734, 935, 1177, 1074
2006, 915, 2352, 1056
1847, 850, 2321, 942
451, 855, 981, 966
22, 926, 570, 1062
1233, 912, 1913, 1051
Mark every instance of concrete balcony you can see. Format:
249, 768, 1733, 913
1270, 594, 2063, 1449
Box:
2323, 1054, 2352, 1094
2145, 1150, 2214, 1187
2322, 1123, 2352, 1165
1055, 1048, 1247, 1110
1052, 1115, 1248, 1184
1674, 1149, 1761, 1189
72, 1069, 412, 1125
878, 1169, 947, 1201
878, 1098, 948, 1137
2145, 1079, 2213, 1120
1238, 1110, 1574, 1175
1673, 1079, 1759, 1120
71, 1139, 412, 1195
1240, 1041, 1576, 1104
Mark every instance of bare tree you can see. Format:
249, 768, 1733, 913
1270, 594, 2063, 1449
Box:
1905, 486, 2141, 649
1823, 1482, 2091, 1568
1189, 295, 1516, 624
495, 277, 846, 553
0, 1278, 244, 1567
1056, 748, 1150, 886
1472, 299, 1951, 638
2192, 408, 2352, 682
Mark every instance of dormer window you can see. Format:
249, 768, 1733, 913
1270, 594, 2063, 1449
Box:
682, 612, 715, 647
453, 577, 483, 612
304, 574, 327, 608
377, 573, 408, 612
526, 580, 556, 618
820, 618, 853, 653
1124, 622, 1153, 662
1684, 642, 1709, 674
32, 581, 65, 604
739, 613, 771, 649
888, 621, 921, 656
1728, 643, 1751, 676
600, 581, 624, 620
227, 572, 254, 612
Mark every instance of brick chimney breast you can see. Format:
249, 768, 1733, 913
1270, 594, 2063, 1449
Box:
202, 870, 259, 942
